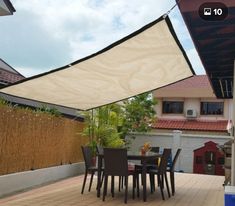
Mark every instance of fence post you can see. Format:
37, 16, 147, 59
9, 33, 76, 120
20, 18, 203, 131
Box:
173, 130, 182, 171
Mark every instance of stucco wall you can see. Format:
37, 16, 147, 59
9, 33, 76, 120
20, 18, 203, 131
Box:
127, 132, 231, 173
155, 98, 232, 121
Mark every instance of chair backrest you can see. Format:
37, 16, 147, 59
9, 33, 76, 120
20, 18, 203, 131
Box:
81, 146, 94, 169
96, 145, 105, 166
170, 149, 182, 172
145, 146, 160, 165
150, 146, 160, 153
103, 148, 128, 176
158, 148, 172, 174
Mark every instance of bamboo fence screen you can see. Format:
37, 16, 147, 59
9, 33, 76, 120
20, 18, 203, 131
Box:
0, 105, 87, 175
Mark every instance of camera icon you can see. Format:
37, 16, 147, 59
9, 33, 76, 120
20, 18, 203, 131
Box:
204, 8, 211, 15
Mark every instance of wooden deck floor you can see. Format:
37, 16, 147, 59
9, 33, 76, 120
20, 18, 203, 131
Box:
0, 173, 224, 206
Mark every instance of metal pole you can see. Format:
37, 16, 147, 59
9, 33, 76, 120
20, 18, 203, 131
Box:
232, 60, 235, 185
92, 109, 94, 141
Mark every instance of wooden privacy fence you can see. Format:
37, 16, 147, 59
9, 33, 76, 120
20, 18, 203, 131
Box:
0, 105, 87, 175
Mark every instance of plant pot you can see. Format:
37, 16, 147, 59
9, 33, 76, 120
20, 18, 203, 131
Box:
92, 156, 97, 166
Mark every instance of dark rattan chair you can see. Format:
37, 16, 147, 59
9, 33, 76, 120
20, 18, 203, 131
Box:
81, 146, 103, 194
134, 146, 160, 194
102, 148, 137, 204
150, 146, 160, 153
167, 148, 181, 195
148, 148, 172, 200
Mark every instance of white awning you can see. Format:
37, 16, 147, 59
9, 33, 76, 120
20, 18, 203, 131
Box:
0, 15, 195, 110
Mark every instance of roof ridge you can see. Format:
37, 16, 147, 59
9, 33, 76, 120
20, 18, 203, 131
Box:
0, 58, 24, 77
153, 118, 228, 132
194, 74, 207, 77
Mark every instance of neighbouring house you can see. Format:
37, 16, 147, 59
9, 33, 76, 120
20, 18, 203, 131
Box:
0, 58, 24, 88
126, 76, 231, 174
0, 59, 82, 120
152, 75, 231, 136
0, 0, 15, 16
126, 75, 231, 174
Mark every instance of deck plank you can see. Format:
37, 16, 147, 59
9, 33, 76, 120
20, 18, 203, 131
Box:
0, 173, 224, 206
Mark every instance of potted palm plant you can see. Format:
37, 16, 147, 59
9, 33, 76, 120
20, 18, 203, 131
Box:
82, 104, 125, 150
88, 140, 97, 166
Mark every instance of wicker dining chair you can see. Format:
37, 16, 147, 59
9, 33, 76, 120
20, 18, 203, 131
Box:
167, 148, 181, 195
148, 148, 172, 200
102, 148, 137, 204
81, 146, 103, 194
134, 146, 160, 194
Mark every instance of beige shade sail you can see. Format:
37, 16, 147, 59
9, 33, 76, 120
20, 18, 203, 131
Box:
0, 15, 195, 111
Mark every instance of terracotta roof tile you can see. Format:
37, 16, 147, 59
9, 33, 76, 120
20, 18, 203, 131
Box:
162, 75, 210, 89
154, 75, 214, 98
0, 68, 24, 84
152, 119, 228, 132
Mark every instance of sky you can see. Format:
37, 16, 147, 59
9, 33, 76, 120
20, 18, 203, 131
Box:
0, 0, 205, 77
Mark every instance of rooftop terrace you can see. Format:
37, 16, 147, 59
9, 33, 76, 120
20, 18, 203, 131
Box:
0, 173, 224, 206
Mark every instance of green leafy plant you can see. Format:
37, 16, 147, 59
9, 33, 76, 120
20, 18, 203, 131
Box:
0, 97, 11, 107
82, 104, 124, 148
82, 92, 157, 149
121, 92, 157, 137
87, 140, 98, 156
36, 105, 61, 117
0, 98, 61, 117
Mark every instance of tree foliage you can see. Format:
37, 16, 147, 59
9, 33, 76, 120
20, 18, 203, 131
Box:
82, 92, 157, 148
82, 104, 125, 148
121, 92, 157, 137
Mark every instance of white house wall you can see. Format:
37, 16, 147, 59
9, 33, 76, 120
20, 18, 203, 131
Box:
227, 99, 233, 120
155, 97, 232, 121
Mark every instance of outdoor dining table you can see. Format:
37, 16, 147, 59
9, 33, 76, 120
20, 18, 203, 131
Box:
97, 151, 161, 202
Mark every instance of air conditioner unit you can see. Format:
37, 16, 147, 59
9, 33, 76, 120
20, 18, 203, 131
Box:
186, 109, 197, 118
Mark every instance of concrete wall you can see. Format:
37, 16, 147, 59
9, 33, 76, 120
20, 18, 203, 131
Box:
127, 132, 231, 173
0, 162, 85, 198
